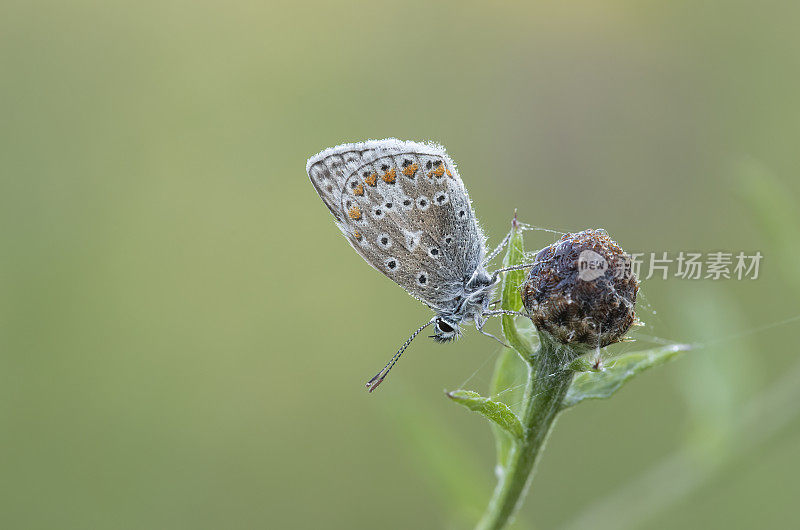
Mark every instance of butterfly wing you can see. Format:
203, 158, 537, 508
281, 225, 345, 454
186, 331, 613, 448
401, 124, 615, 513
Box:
307, 139, 486, 310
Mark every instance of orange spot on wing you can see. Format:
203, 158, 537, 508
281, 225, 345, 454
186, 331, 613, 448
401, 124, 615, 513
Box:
353, 230, 362, 241
348, 205, 362, 220
352, 183, 364, 196
429, 165, 445, 178
364, 173, 377, 187
402, 163, 418, 177
446, 167, 453, 177
382, 168, 396, 183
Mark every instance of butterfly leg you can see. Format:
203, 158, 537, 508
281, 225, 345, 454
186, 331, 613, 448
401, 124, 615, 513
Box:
475, 316, 510, 348
483, 229, 513, 265
477, 310, 529, 346
489, 262, 537, 285
484, 211, 564, 266
483, 309, 529, 319
492, 263, 537, 275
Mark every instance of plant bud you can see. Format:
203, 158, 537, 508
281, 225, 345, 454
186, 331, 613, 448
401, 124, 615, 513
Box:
521, 229, 638, 348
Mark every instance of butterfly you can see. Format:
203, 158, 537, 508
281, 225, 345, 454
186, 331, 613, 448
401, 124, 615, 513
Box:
307, 139, 527, 391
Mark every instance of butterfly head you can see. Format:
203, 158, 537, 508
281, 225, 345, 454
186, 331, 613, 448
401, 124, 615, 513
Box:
431, 317, 461, 343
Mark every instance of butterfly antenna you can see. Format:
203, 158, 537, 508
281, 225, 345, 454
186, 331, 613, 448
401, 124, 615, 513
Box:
365, 318, 435, 393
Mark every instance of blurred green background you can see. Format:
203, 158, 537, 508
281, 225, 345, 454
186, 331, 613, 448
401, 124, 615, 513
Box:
3, 1, 799, 529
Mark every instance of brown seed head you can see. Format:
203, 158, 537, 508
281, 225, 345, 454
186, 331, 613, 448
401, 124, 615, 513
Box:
521, 229, 639, 348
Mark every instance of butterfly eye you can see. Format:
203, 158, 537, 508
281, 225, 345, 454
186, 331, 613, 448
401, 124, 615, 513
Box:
437, 319, 454, 333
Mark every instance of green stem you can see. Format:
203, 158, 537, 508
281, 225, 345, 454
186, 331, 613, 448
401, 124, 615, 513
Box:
476, 334, 579, 530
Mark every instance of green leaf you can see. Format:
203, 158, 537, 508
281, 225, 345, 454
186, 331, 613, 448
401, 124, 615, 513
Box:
489, 348, 529, 468
561, 343, 692, 409
500, 221, 535, 362
491, 348, 527, 416
489, 218, 536, 469
447, 390, 524, 440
